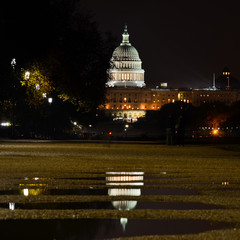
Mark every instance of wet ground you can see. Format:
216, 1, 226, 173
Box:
0, 142, 240, 239
0, 171, 230, 239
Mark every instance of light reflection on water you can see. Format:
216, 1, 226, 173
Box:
106, 171, 144, 230
0, 172, 230, 238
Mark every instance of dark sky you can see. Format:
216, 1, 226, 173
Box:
80, 0, 240, 89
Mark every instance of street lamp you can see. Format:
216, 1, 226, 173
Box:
25, 71, 30, 80
10, 58, 17, 138
11, 58, 16, 70
48, 98, 53, 104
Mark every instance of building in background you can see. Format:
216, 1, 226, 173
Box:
103, 26, 240, 122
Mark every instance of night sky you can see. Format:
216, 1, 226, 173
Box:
80, 0, 240, 89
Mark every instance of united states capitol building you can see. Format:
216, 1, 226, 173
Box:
102, 26, 240, 122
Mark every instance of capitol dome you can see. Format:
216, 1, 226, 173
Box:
112, 45, 140, 62
106, 25, 145, 88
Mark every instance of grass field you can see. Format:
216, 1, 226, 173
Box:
0, 140, 240, 239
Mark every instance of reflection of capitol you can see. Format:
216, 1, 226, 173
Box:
106, 172, 144, 231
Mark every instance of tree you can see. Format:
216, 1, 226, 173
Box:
1, 0, 114, 111
0, 0, 115, 138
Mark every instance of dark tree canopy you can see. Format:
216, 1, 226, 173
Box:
0, 0, 115, 111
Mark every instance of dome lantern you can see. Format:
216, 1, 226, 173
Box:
121, 25, 131, 46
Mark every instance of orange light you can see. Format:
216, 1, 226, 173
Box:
109, 131, 112, 136
212, 129, 218, 135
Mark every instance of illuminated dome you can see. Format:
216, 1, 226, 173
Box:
112, 45, 140, 62
106, 25, 145, 88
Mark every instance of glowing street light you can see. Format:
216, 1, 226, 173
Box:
212, 129, 219, 136
48, 98, 53, 104
25, 71, 30, 80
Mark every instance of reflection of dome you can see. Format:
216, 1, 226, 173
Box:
120, 218, 128, 232
112, 200, 137, 211
106, 25, 145, 88
106, 172, 144, 210
106, 172, 144, 186
106, 172, 144, 232
108, 188, 141, 197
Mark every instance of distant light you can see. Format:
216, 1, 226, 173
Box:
25, 71, 30, 80
34, 177, 39, 181
23, 189, 29, 196
1, 122, 11, 127
222, 181, 229, 185
109, 131, 112, 135
36, 84, 40, 90
125, 124, 129, 128
73, 122, 77, 126
48, 98, 53, 104
11, 58, 16, 69
212, 129, 218, 135
89, 125, 92, 128
161, 82, 167, 88
43, 93, 47, 98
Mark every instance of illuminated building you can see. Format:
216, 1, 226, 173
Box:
102, 27, 240, 122
106, 25, 145, 88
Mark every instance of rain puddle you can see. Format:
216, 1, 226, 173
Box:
0, 219, 230, 240
0, 187, 196, 196
0, 171, 229, 238
0, 201, 221, 211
